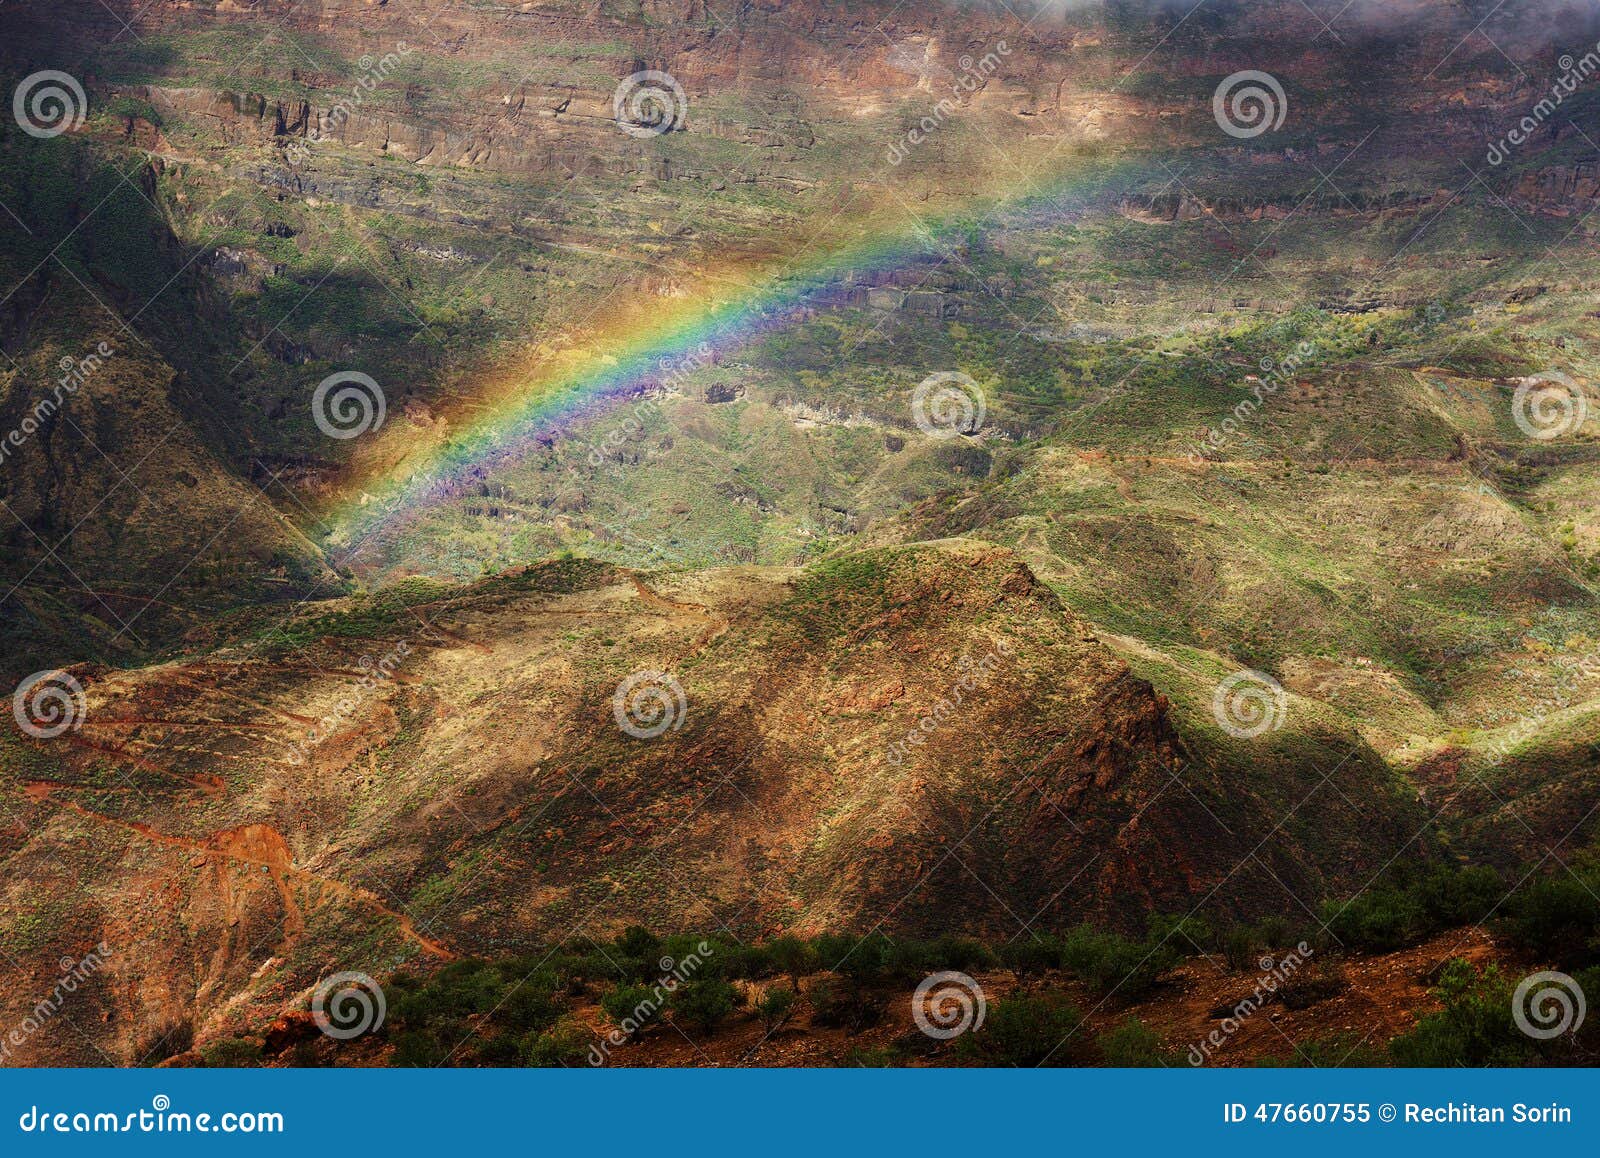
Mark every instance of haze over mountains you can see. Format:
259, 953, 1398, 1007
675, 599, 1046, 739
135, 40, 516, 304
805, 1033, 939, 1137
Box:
1, 0, 1599, 1064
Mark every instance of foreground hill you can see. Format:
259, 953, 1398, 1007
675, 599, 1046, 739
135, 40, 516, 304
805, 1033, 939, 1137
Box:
0, 543, 1432, 1062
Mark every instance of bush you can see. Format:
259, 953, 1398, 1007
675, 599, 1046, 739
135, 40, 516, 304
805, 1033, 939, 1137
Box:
1389, 960, 1536, 1067
768, 935, 818, 981
200, 1038, 262, 1068
1254, 1034, 1384, 1068
1097, 1017, 1175, 1067
841, 1045, 904, 1067
999, 934, 1060, 981
962, 992, 1092, 1067
755, 984, 797, 1032
1277, 962, 1348, 1010
523, 1019, 595, 1067
1320, 889, 1424, 952
670, 978, 738, 1034
1059, 926, 1178, 997
1221, 927, 1259, 974
808, 977, 881, 1033
601, 984, 664, 1041
1502, 872, 1600, 968
390, 1028, 446, 1067
615, 926, 661, 963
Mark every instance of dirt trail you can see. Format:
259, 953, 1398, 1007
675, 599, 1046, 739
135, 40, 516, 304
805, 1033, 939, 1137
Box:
626, 572, 730, 654
410, 605, 492, 654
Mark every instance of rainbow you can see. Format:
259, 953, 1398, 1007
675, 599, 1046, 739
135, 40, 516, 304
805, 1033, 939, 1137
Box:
322, 156, 1148, 563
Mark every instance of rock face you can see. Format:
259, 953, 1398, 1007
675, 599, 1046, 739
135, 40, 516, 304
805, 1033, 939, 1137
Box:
0, 544, 1421, 1061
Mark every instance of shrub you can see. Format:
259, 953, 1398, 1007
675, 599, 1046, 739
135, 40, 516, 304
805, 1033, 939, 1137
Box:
615, 926, 661, 963
1058, 926, 1178, 997
999, 934, 1060, 981
961, 992, 1092, 1067
755, 984, 797, 1032
1320, 889, 1424, 952
523, 1019, 595, 1067
808, 977, 882, 1033
390, 1028, 446, 1067
602, 983, 664, 1041
1501, 872, 1600, 968
670, 978, 738, 1034
1276, 962, 1348, 1010
768, 935, 818, 982
1389, 960, 1536, 1067
841, 1045, 904, 1067
1098, 1017, 1175, 1067
924, 935, 996, 973
1220, 926, 1259, 974
1254, 1034, 1384, 1067
200, 1038, 262, 1068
